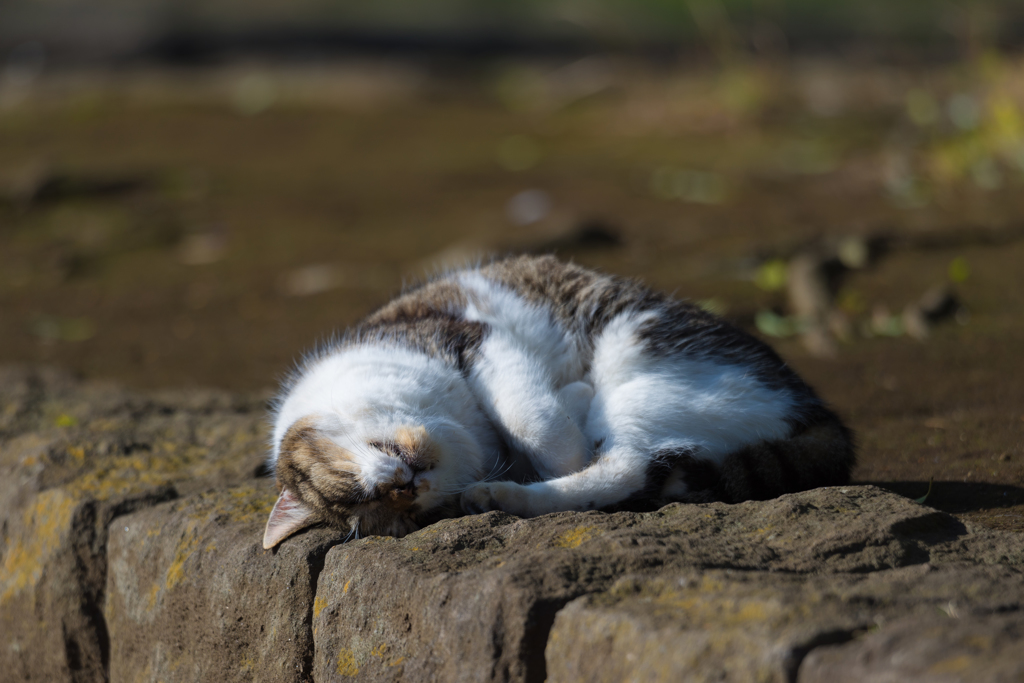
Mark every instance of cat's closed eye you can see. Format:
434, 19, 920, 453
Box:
368, 426, 440, 473
368, 440, 421, 468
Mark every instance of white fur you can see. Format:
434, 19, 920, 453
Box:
461, 307, 796, 516
273, 344, 502, 510
458, 272, 591, 478
273, 266, 800, 525
587, 311, 794, 461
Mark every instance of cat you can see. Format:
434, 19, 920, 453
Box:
262, 255, 854, 549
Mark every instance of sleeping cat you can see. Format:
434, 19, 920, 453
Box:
263, 255, 854, 549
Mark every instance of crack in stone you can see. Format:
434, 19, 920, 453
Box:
784, 627, 864, 683
79, 488, 179, 683
522, 598, 571, 683
303, 551, 328, 682
304, 535, 354, 683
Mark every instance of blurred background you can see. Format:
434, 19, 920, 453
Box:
2, 1, 1023, 524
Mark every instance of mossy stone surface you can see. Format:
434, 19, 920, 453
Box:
1, 366, 1022, 683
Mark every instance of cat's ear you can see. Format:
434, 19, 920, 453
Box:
263, 488, 317, 549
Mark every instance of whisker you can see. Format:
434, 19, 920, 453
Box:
426, 486, 465, 497
484, 459, 515, 483
486, 457, 510, 481
476, 459, 502, 485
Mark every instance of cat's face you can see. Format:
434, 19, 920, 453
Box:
262, 412, 482, 548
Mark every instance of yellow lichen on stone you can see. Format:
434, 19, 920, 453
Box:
966, 634, 993, 651
929, 654, 973, 674
88, 418, 118, 431
700, 576, 725, 592
133, 659, 154, 683
175, 486, 276, 526
225, 487, 277, 522
343, 580, 351, 594
66, 450, 207, 502
645, 579, 785, 630
146, 583, 161, 610
68, 446, 85, 463
0, 490, 75, 605
313, 596, 328, 619
54, 414, 77, 428
553, 526, 596, 549
165, 525, 200, 591
369, 643, 406, 668
336, 649, 359, 677
735, 602, 768, 623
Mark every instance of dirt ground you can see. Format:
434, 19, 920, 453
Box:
1, 57, 1022, 529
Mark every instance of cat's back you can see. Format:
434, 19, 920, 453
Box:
363, 255, 612, 332
347, 256, 626, 367
477, 255, 668, 334
476, 256, 827, 404
360, 255, 713, 353
354, 277, 483, 368
358, 255, 794, 382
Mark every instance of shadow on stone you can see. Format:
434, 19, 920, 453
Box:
865, 480, 1024, 515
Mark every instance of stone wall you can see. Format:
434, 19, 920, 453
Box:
2, 366, 1022, 682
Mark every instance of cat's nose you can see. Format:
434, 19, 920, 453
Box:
394, 483, 416, 499
411, 470, 432, 494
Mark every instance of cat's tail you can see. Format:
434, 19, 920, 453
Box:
710, 410, 855, 503
666, 409, 855, 505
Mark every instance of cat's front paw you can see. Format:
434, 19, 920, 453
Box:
461, 482, 499, 515
461, 482, 531, 517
